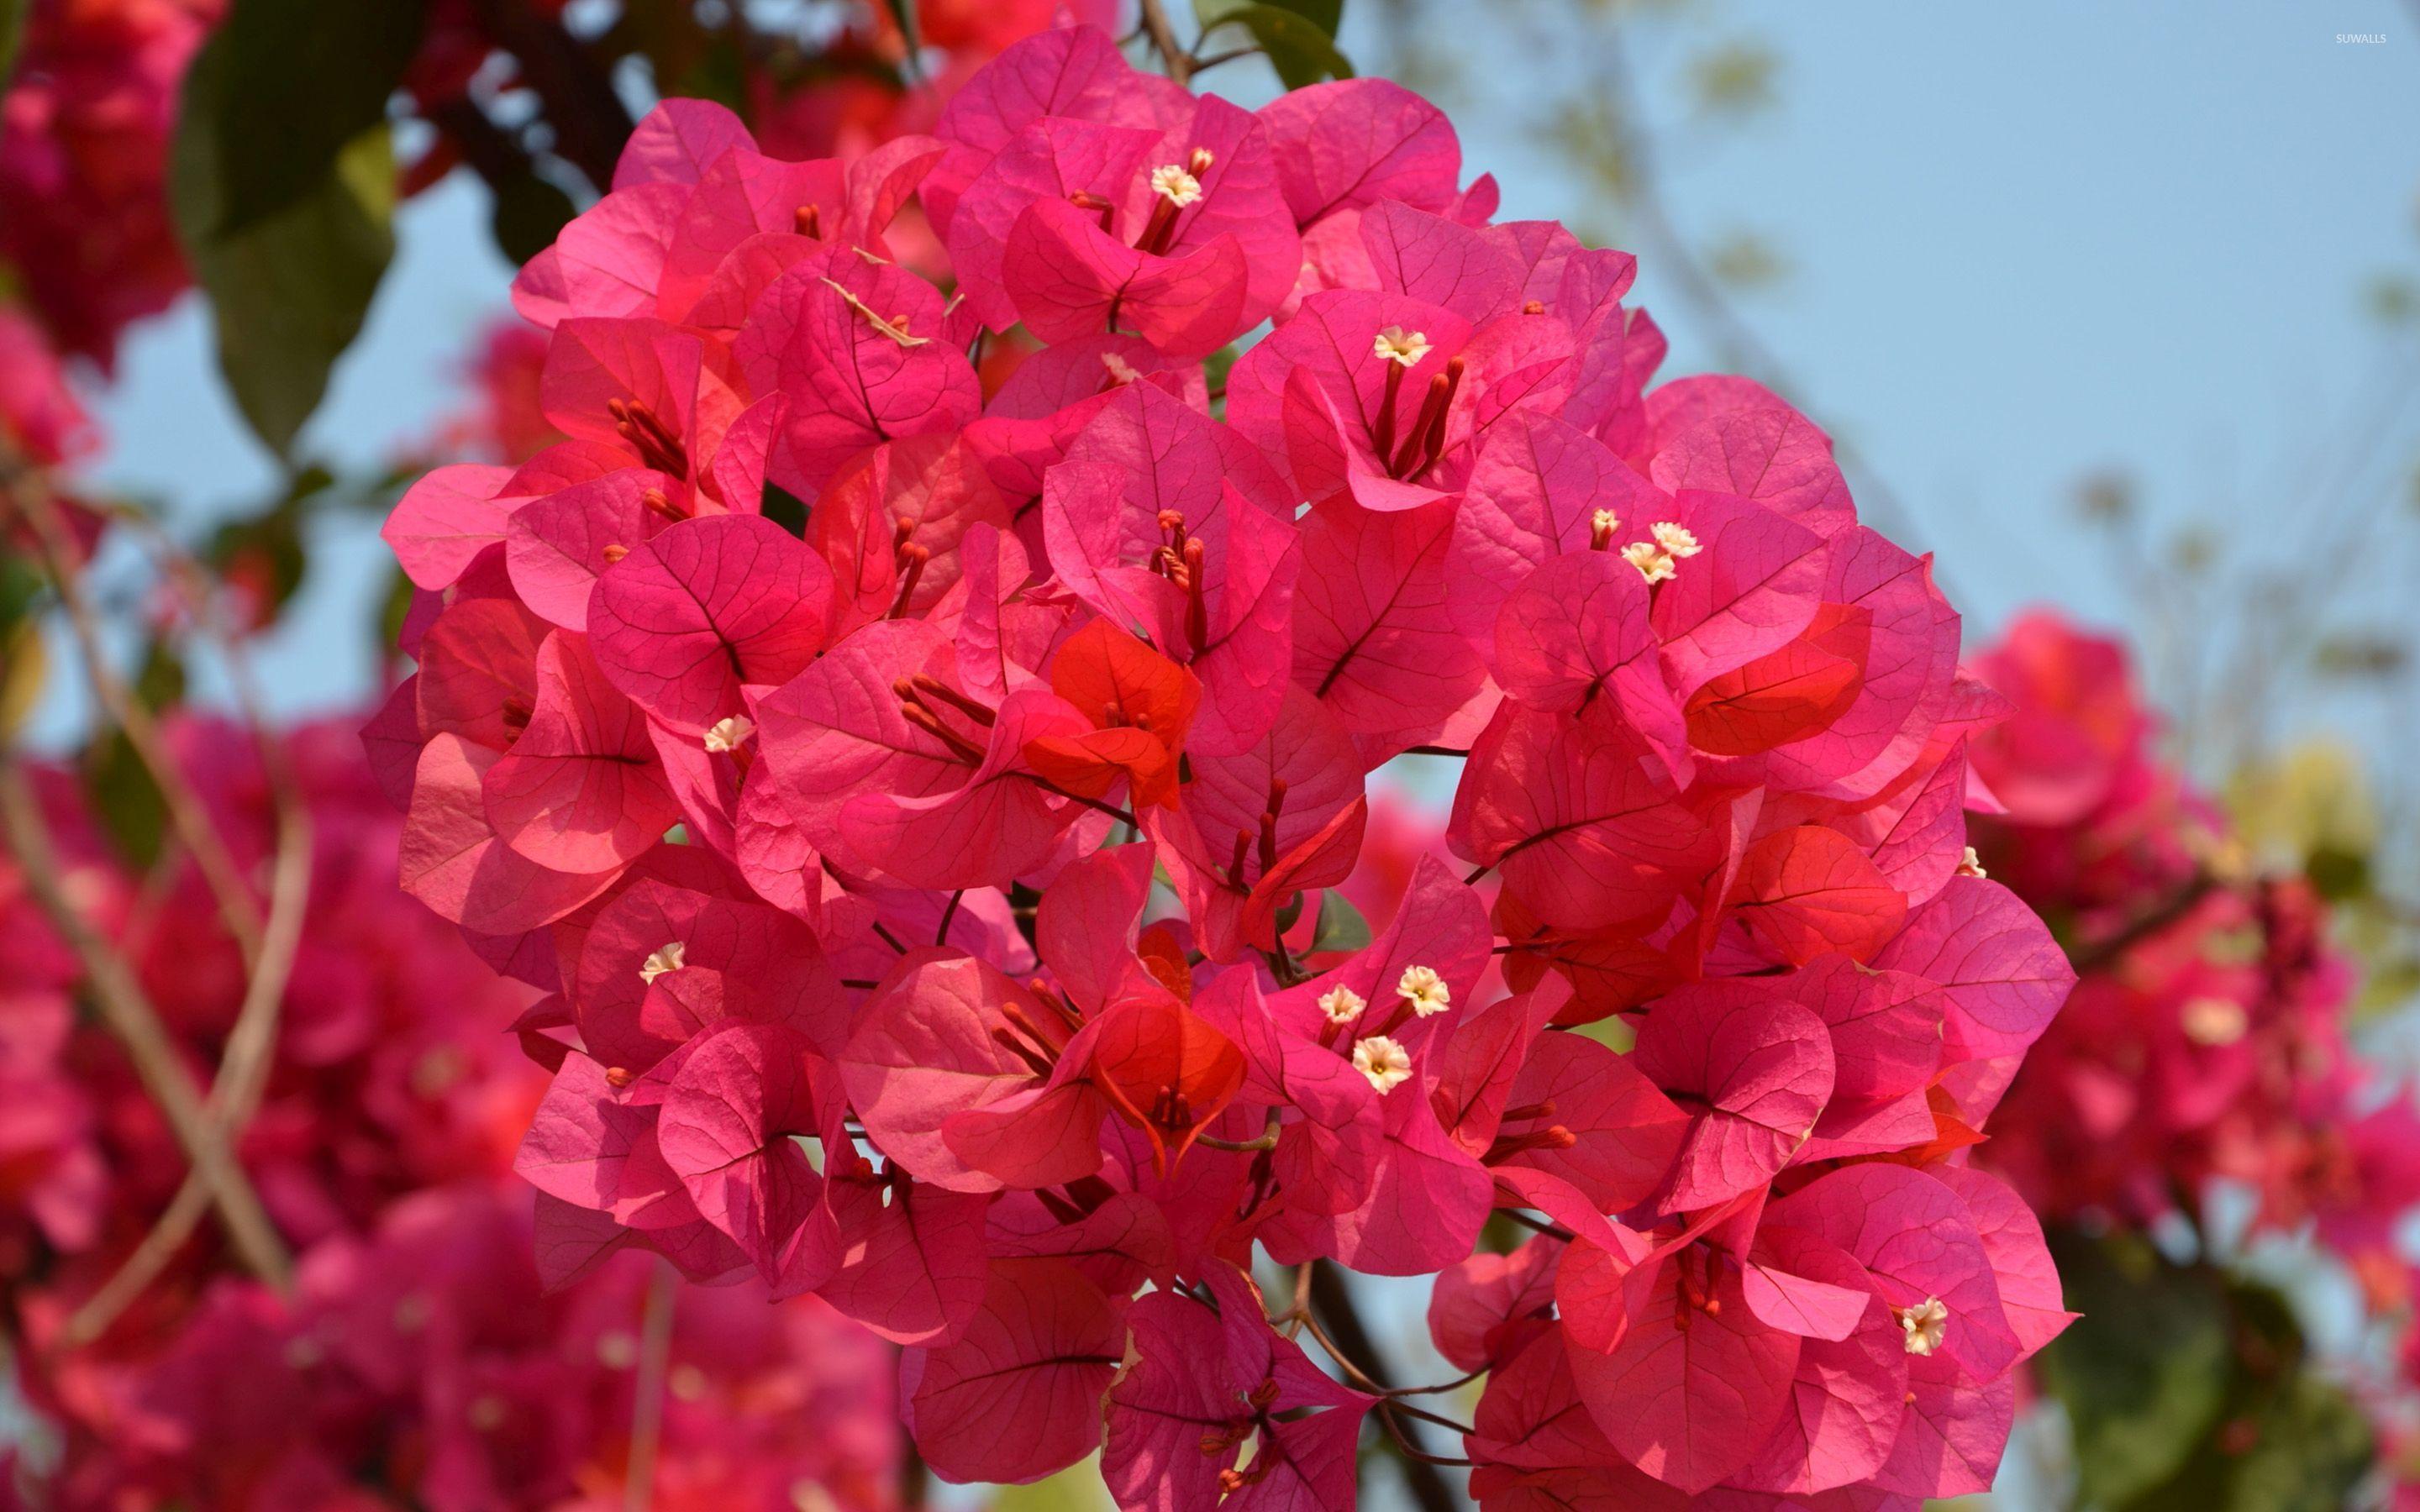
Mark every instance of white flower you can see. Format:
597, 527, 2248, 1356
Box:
1591, 507, 1622, 537
1650, 521, 1701, 558
1896, 1297, 1949, 1357
1100, 351, 1143, 386
1622, 541, 1676, 584
1150, 164, 1203, 207
703, 715, 755, 753
639, 941, 687, 985
1956, 845, 1987, 879
1397, 964, 1450, 1017
1372, 325, 1432, 366
1352, 1035, 1413, 1095
1318, 985, 1368, 1025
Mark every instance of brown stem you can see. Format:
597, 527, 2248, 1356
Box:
1134, 0, 1196, 84
63, 522, 316, 1346
623, 1258, 679, 1512
1307, 1262, 1464, 1512
0, 759, 292, 1290
7, 484, 265, 964
2066, 870, 2219, 974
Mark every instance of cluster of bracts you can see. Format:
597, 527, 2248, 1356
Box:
376, 26, 2080, 1506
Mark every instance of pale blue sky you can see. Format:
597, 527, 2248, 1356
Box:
53, 0, 2420, 745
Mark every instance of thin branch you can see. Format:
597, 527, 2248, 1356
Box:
0, 759, 292, 1290
2065, 870, 2219, 974
64, 525, 316, 1347
1134, 0, 1196, 84
1307, 1262, 1462, 1512
623, 1258, 680, 1512
6, 484, 265, 964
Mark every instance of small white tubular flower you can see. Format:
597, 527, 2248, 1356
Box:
1591, 507, 1622, 538
2181, 996, 2250, 1047
639, 941, 687, 985
703, 715, 755, 753
1352, 1035, 1413, 1095
1956, 845, 1987, 879
1650, 521, 1702, 558
1100, 351, 1143, 386
1318, 985, 1368, 1025
1372, 325, 1432, 366
1150, 163, 1203, 207
1397, 964, 1451, 1017
1623, 541, 1676, 584
1896, 1297, 1949, 1357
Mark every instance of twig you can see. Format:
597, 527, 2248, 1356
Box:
5, 484, 265, 964
1500, 1208, 1576, 1242
2065, 870, 2219, 974
623, 1258, 680, 1512
63, 525, 316, 1347
1307, 1262, 1462, 1512
0, 759, 292, 1290
1134, 0, 1195, 84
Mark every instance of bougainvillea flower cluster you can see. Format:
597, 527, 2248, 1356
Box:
1970, 613, 2420, 1295
0, 0, 222, 367
376, 29, 2081, 1504
1, 715, 909, 1510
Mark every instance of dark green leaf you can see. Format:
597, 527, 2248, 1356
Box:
2034, 1231, 2233, 1507
171, 1, 424, 456
1197, 0, 1341, 39
883, 0, 924, 82
1309, 890, 1372, 954
761, 481, 810, 538
84, 642, 187, 868
0, 0, 27, 97
173, 41, 398, 458
1272, 890, 1307, 935
488, 167, 578, 267
1195, 0, 1353, 88
187, 0, 425, 234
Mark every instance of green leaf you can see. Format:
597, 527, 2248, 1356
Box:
1194, 0, 1354, 89
174, 94, 398, 456
186, 0, 426, 234
882, 0, 925, 81
488, 166, 578, 267
204, 465, 332, 621
2215, 1371, 2374, 1511
761, 481, 810, 538
0, 0, 27, 97
1309, 890, 1372, 953
2034, 1231, 2233, 1507
171, 0, 425, 456
1197, 0, 1341, 37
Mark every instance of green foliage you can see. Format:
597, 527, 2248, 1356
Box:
487, 166, 578, 267
171, 0, 429, 457
81, 642, 187, 869
1195, 0, 1354, 89
204, 464, 337, 619
761, 481, 811, 538
2035, 1228, 2375, 1512
0, 0, 25, 96
1309, 889, 1372, 953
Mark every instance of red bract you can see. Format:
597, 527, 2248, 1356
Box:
377, 42, 2081, 1504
